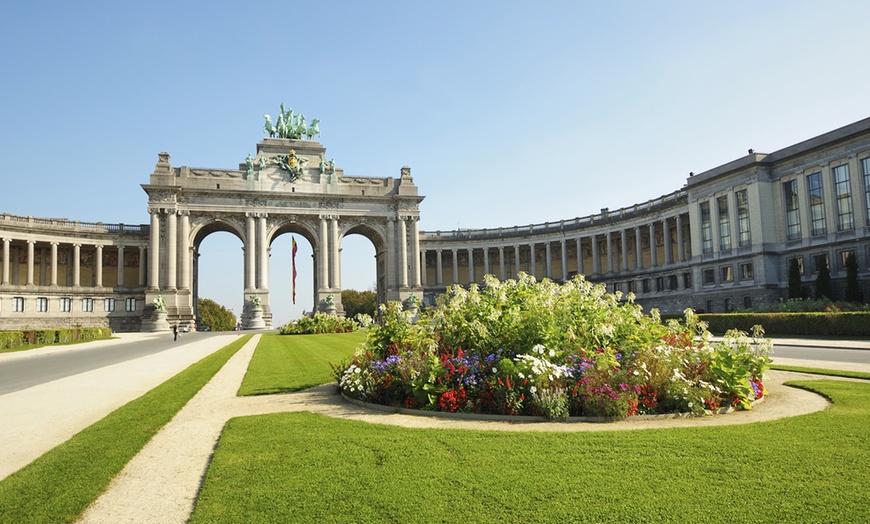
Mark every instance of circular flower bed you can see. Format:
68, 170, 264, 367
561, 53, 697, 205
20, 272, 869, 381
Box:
336, 274, 770, 420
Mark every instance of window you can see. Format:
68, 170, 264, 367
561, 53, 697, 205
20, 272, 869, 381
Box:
104, 298, 115, 312
839, 249, 856, 271
833, 164, 854, 231
628, 280, 637, 294
788, 256, 804, 276
37, 297, 49, 312
13, 297, 25, 312
703, 268, 715, 285
720, 265, 734, 283
724, 298, 732, 312
784, 179, 801, 241
813, 253, 829, 274
683, 272, 692, 289
743, 296, 752, 310
863, 158, 870, 226
740, 263, 754, 280
699, 201, 713, 254
82, 298, 94, 312
655, 276, 664, 292
59, 297, 71, 312
705, 300, 713, 313
125, 297, 137, 312
735, 189, 751, 247
668, 275, 678, 290
807, 172, 826, 236
642, 279, 651, 293
717, 196, 731, 250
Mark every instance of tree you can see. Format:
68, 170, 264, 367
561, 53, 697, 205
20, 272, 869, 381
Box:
341, 289, 377, 319
844, 252, 863, 303
814, 257, 833, 300
197, 298, 236, 331
787, 258, 803, 299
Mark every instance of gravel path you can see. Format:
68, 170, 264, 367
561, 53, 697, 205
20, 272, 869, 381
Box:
75, 334, 859, 524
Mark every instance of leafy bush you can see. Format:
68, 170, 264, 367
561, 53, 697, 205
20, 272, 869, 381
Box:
336, 273, 771, 419
279, 313, 359, 335
700, 311, 870, 337
0, 328, 112, 350
341, 289, 377, 319
197, 298, 236, 331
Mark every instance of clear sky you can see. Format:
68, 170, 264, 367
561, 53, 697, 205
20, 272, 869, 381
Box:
2, 1, 869, 325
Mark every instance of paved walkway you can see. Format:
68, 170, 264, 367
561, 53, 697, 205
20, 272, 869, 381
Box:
76, 335, 869, 524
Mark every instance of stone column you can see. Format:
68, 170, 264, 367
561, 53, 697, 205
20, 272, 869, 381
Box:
621, 231, 628, 273
180, 213, 191, 290
73, 244, 81, 288
258, 214, 269, 291
397, 217, 408, 289
138, 246, 147, 288
467, 248, 475, 283
117, 245, 125, 288
26, 240, 35, 286
545, 242, 552, 279
330, 216, 341, 290
561, 239, 568, 281
245, 214, 256, 291
452, 249, 459, 284
591, 235, 600, 276
649, 222, 658, 268
409, 218, 421, 288
148, 209, 160, 290
166, 211, 177, 290
95, 245, 103, 288
663, 218, 673, 265
420, 249, 427, 286
50, 242, 59, 287
529, 243, 536, 277
1, 238, 9, 285
499, 246, 506, 280
514, 245, 521, 278
483, 248, 490, 276
435, 249, 443, 285
576, 237, 583, 276
385, 218, 395, 290
635, 226, 643, 270
676, 214, 685, 262
605, 232, 613, 274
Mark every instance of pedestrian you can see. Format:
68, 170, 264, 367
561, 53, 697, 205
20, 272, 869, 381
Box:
173, 324, 178, 342
236, 321, 241, 335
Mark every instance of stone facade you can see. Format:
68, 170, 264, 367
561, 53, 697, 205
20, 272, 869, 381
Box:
2, 119, 869, 331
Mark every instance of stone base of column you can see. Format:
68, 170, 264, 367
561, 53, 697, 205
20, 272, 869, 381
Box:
141, 310, 171, 332
245, 307, 266, 329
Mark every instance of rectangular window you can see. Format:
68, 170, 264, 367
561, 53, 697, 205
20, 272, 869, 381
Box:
717, 196, 731, 250
13, 297, 25, 312
787, 256, 804, 276
833, 164, 854, 231
699, 201, 713, 254
37, 297, 49, 312
125, 297, 137, 312
642, 279, 651, 293
863, 158, 870, 226
724, 298, 732, 312
703, 268, 715, 285
743, 296, 752, 310
668, 275, 678, 290
813, 253, 829, 274
839, 249, 856, 271
82, 298, 93, 312
807, 172, 826, 236
655, 276, 664, 292
740, 263, 754, 280
720, 265, 734, 282
783, 179, 801, 240
104, 298, 115, 312
60, 297, 71, 312
735, 189, 751, 247
683, 272, 692, 289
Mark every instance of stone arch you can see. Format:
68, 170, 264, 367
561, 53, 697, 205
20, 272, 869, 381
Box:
343, 222, 389, 305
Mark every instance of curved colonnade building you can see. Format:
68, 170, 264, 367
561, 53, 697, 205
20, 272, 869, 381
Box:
2, 118, 869, 331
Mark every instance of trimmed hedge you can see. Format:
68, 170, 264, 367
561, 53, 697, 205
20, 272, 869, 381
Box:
698, 312, 870, 337
0, 328, 112, 349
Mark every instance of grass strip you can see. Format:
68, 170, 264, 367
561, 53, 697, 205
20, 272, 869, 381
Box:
770, 364, 870, 380
192, 380, 870, 523
238, 331, 365, 395
0, 334, 251, 524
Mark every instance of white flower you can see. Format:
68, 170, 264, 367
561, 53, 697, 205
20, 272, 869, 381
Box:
549, 349, 556, 357
518, 372, 525, 379
688, 402, 694, 408
530, 386, 537, 394
492, 367, 498, 374
354, 367, 361, 374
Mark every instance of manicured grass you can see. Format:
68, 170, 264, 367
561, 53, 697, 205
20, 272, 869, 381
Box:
0, 335, 252, 524
191, 380, 870, 523
770, 364, 870, 380
238, 331, 366, 396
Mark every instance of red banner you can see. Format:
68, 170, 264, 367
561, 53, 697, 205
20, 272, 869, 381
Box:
291, 236, 298, 304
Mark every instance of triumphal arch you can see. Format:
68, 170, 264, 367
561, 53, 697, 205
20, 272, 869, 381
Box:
142, 108, 424, 328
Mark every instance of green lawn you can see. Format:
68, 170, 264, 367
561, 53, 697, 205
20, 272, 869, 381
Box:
238, 331, 366, 395
191, 379, 870, 523
0, 335, 251, 524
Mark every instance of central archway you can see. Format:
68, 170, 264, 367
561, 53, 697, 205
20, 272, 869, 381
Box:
140, 136, 424, 328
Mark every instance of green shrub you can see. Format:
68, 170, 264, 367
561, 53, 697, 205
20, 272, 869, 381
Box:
279, 313, 359, 335
699, 312, 870, 337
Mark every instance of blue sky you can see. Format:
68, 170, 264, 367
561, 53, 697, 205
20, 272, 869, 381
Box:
2, 1, 869, 325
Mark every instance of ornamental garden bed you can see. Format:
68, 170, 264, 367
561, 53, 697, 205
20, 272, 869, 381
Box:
335, 273, 770, 421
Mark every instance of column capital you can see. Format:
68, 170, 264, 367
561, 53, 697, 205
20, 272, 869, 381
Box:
26, 239, 36, 245
50, 241, 60, 246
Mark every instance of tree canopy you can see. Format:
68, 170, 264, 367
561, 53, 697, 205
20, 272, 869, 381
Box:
198, 298, 236, 331
341, 289, 377, 319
